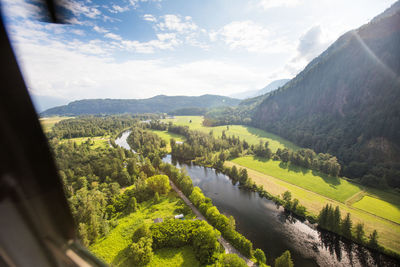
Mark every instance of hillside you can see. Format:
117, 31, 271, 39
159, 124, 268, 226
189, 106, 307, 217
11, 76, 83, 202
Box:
252, 4, 400, 188
41, 94, 240, 116
230, 79, 290, 99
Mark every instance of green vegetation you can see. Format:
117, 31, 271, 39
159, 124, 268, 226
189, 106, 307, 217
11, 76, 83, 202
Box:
232, 156, 361, 202
225, 161, 400, 254
274, 250, 293, 267
148, 129, 185, 152
60, 136, 110, 149
353, 196, 400, 224
90, 192, 195, 265
148, 246, 200, 267
164, 116, 299, 152
218, 254, 247, 267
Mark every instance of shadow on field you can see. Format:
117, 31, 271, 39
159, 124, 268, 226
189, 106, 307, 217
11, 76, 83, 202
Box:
112, 246, 132, 267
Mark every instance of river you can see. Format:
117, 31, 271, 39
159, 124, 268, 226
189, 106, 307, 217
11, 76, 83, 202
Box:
116, 131, 399, 267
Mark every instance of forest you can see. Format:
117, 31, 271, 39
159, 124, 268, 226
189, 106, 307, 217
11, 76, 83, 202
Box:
46, 116, 297, 266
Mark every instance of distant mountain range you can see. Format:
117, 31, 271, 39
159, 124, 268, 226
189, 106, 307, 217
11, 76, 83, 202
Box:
251, 2, 400, 187
230, 79, 290, 99
40, 94, 240, 116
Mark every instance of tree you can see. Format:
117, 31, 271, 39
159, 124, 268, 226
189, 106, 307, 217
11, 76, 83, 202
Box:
341, 213, 352, 239
333, 206, 341, 233
274, 250, 294, 267
192, 224, 220, 264
129, 237, 153, 266
219, 254, 247, 267
368, 230, 379, 249
355, 223, 365, 243
282, 191, 292, 203
254, 248, 266, 265
132, 224, 152, 242
146, 175, 171, 195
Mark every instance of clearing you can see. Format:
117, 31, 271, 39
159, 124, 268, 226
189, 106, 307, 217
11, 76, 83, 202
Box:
163, 116, 299, 152
231, 156, 361, 202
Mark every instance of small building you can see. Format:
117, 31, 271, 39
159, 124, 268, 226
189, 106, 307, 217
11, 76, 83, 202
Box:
153, 218, 163, 223
174, 214, 184, 220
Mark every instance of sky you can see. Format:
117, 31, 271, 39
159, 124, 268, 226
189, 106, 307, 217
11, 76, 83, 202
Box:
0, 0, 397, 106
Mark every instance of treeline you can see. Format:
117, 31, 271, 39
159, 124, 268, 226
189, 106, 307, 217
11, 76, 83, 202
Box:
126, 126, 167, 158
167, 124, 248, 165
318, 205, 382, 253
168, 107, 207, 116
165, 121, 342, 178
220, 164, 311, 222
48, 115, 158, 139
276, 148, 341, 177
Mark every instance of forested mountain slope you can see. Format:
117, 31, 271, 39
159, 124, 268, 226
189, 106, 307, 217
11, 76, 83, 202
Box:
41, 94, 240, 116
252, 5, 400, 187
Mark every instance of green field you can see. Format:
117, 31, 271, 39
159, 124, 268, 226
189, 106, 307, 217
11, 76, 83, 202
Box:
148, 246, 200, 267
232, 156, 361, 202
61, 136, 110, 149
225, 161, 400, 254
40, 116, 72, 132
148, 130, 185, 152
90, 192, 195, 265
163, 116, 299, 152
353, 196, 400, 224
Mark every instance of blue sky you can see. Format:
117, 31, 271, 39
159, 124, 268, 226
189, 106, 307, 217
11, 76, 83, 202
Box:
1, 0, 397, 103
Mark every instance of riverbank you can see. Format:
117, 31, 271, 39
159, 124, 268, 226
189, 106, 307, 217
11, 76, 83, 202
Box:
225, 160, 400, 257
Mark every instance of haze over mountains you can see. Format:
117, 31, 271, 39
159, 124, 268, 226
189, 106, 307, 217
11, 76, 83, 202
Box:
230, 79, 290, 99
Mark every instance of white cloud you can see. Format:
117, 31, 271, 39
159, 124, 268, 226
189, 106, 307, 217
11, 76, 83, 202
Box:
60, 0, 102, 19
282, 25, 332, 75
71, 29, 85, 36
93, 25, 108, 33
216, 20, 293, 53
11, 31, 267, 99
157, 14, 198, 33
0, 0, 42, 19
105, 32, 122, 41
258, 0, 299, 10
143, 14, 157, 22
111, 5, 129, 13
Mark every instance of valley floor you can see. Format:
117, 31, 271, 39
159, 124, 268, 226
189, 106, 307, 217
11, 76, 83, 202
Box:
157, 116, 400, 255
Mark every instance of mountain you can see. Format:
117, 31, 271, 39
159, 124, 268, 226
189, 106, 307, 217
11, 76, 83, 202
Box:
251, 3, 400, 187
230, 79, 290, 99
40, 94, 240, 116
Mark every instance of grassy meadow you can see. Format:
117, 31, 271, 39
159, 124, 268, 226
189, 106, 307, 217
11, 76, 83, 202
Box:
148, 246, 200, 267
61, 136, 110, 149
148, 129, 185, 152
231, 156, 362, 202
163, 116, 299, 152
90, 191, 196, 266
353, 195, 400, 224
40, 116, 72, 132
225, 161, 400, 254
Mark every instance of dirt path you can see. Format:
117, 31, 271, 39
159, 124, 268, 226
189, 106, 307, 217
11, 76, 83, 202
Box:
169, 180, 255, 266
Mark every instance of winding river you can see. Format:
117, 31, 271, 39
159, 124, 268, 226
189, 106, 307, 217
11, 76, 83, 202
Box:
115, 132, 399, 267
